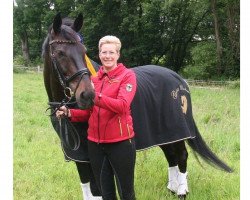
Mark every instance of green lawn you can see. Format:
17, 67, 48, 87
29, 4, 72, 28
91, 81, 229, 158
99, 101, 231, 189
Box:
14, 72, 240, 200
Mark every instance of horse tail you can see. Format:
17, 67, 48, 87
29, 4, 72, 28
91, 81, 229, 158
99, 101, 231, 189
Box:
187, 121, 233, 173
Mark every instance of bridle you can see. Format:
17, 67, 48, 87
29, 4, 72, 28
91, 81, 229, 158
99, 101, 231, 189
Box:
46, 38, 98, 151
49, 39, 89, 100
47, 39, 90, 151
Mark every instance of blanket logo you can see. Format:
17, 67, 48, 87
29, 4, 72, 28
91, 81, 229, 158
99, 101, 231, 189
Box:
171, 88, 179, 99
171, 85, 189, 99
181, 95, 188, 114
171, 85, 189, 114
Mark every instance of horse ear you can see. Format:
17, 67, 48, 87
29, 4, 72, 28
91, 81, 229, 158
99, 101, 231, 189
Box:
72, 13, 83, 32
53, 13, 62, 35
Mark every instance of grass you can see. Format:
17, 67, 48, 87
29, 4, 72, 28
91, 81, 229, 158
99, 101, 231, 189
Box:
14, 72, 240, 200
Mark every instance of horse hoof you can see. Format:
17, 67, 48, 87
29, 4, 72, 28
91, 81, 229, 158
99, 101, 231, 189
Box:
178, 195, 186, 200
168, 190, 176, 195
167, 188, 177, 196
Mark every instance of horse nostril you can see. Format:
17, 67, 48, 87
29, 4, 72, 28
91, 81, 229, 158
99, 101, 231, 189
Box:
80, 91, 87, 100
80, 91, 92, 101
80, 91, 95, 104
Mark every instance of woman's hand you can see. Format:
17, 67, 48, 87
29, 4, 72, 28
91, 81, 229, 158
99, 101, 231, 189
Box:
56, 106, 71, 119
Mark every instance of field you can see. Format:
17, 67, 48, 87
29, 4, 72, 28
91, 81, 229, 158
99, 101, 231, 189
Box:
14, 72, 240, 200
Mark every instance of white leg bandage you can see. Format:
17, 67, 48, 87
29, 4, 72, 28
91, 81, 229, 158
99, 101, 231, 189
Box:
167, 166, 179, 193
177, 172, 189, 196
80, 182, 103, 200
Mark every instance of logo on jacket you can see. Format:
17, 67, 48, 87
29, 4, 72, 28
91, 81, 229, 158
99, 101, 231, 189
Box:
126, 84, 133, 92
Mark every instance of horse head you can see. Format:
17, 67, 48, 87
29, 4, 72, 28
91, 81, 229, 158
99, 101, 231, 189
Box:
45, 13, 95, 109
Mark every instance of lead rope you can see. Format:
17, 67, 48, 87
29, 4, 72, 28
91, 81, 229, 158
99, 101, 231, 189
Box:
46, 101, 81, 151
58, 115, 81, 151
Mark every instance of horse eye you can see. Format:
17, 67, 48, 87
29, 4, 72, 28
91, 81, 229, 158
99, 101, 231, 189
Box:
57, 51, 64, 58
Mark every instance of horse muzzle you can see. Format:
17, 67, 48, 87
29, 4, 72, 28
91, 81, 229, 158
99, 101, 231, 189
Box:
76, 91, 95, 109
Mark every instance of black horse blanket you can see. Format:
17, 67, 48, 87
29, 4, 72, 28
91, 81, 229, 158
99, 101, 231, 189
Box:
51, 65, 196, 161
131, 65, 196, 151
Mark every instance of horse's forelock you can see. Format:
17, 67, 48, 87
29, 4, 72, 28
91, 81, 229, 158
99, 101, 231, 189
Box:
62, 17, 74, 26
61, 25, 79, 42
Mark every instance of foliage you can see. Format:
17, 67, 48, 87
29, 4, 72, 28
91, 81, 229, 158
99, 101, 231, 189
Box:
227, 79, 240, 89
13, 55, 29, 66
13, 0, 240, 79
181, 42, 217, 79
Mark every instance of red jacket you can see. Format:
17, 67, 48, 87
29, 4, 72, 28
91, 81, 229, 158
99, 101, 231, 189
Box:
70, 63, 137, 143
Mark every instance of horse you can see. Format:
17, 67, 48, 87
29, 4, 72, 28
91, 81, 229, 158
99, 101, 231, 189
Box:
42, 13, 232, 200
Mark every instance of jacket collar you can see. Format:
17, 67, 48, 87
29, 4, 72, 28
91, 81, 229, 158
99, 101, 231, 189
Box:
98, 63, 126, 79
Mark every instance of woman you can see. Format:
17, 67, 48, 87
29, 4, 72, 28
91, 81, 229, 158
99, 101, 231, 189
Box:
57, 35, 137, 200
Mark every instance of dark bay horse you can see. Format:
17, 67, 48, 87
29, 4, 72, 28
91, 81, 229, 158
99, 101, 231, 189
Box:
42, 13, 232, 199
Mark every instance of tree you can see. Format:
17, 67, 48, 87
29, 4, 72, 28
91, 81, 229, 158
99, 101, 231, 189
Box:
13, 2, 30, 62
211, 0, 223, 75
224, 0, 240, 77
14, 0, 52, 63
13, 0, 240, 79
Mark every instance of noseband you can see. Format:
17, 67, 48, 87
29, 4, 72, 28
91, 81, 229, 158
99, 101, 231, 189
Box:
49, 39, 89, 99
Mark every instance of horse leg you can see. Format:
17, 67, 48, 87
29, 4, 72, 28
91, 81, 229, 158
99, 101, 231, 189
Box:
160, 141, 189, 199
75, 161, 102, 200
173, 141, 189, 199
160, 144, 179, 194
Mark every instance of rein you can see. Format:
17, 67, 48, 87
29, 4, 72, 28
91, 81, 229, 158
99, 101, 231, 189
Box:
47, 101, 81, 151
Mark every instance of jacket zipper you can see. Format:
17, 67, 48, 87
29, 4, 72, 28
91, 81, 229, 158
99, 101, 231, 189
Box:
126, 124, 131, 137
97, 76, 106, 143
118, 117, 123, 136
127, 124, 132, 143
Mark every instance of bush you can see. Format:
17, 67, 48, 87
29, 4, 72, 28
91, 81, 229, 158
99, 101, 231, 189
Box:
228, 80, 240, 89
13, 68, 26, 74
181, 42, 217, 79
181, 65, 210, 80
13, 55, 29, 66
31, 57, 43, 67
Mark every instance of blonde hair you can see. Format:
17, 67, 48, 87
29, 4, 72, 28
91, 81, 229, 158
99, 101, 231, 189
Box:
98, 35, 122, 53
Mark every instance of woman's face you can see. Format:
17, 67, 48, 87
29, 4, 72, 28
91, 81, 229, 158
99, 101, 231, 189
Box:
99, 43, 120, 72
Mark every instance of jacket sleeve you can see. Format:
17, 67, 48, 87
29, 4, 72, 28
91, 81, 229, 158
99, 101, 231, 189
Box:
69, 109, 91, 122
94, 71, 137, 114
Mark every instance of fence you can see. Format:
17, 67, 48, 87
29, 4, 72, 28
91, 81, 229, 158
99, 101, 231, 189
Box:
13, 65, 238, 87
185, 79, 237, 87
13, 65, 43, 73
